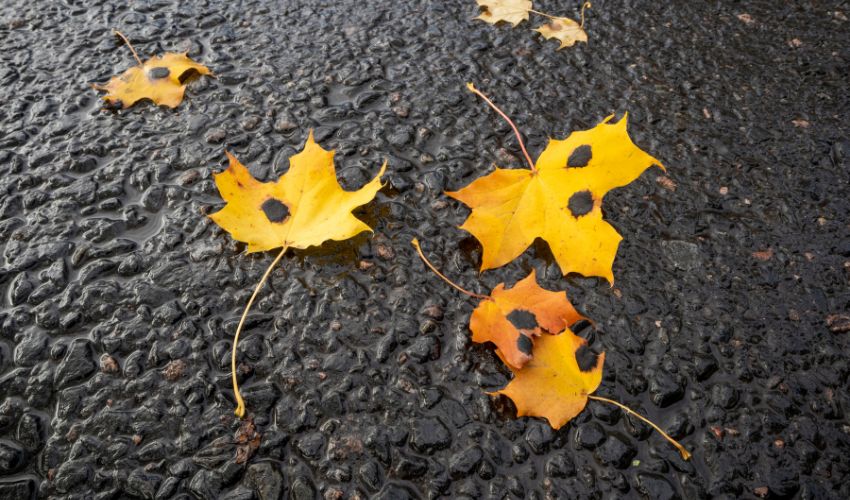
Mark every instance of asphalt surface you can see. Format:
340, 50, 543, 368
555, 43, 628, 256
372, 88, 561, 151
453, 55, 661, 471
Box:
1, 0, 849, 499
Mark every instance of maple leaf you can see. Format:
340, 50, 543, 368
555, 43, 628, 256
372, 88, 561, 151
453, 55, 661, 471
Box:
209, 132, 386, 253
93, 31, 210, 109
210, 131, 385, 418
447, 84, 664, 283
475, 0, 532, 26
535, 17, 587, 49
491, 328, 604, 429
411, 238, 692, 459
470, 270, 584, 369
534, 2, 592, 50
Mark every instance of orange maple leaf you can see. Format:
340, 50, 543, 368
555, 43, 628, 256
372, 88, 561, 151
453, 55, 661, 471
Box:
411, 238, 692, 459
470, 270, 583, 369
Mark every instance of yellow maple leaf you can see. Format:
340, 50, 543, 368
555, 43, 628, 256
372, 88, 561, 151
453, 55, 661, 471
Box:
210, 132, 385, 419
94, 53, 210, 109
535, 17, 588, 49
93, 32, 210, 109
209, 132, 386, 253
469, 270, 583, 369
491, 328, 604, 429
446, 85, 664, 283
534, 2, 592, 50
475, 0, 532, 26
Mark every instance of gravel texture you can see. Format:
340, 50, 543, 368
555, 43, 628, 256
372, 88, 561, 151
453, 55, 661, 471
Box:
1, 0, 849, 499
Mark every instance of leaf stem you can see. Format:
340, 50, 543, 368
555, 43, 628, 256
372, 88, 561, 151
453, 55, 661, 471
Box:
411, 238, 490, 301
113, 29, 142, 65
580, 2, 592, 28
526, 9, 560, 21
466, 83, 536, 172
528, 2, 591, 27
232, 245, 289, 418
588, 395, 692, 460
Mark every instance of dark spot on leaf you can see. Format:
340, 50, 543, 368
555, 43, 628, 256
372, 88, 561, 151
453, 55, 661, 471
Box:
507, 309, 538, 330
567, 145, 592, 168
570, 320, 592, 336
104, 99, 123, 111
516, 334, 533, 356
567, 190, 594, 217
148, 67, 171, 79
575, 344, 598, 372
261, 198, 290, 223
178, 68, 203, 84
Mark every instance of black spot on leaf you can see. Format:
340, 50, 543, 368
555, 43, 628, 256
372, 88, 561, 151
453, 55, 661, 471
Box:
567, 145, 592, 168
148, 67, 171, 79
567, 190, 594, 218
516, 334, 533, 356
570, 320, 592, 337
507, 309, 538, 330
104, 99, 123, 111
261, 198, 290, 223
178, 68, 203, 84
575, 344, 598, 372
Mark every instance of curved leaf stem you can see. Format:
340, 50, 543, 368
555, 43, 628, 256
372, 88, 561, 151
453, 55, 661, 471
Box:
412, 238, 490, 301
580, 2, 592, 28
588, 395, 692, 460
112, 29, 142, 65
528, 2, 591, 27
232, 245, 289, 418
466, 83, 536, 172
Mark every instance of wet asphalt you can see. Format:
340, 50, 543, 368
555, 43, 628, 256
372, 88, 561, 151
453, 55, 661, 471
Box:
0, 0, 849, 499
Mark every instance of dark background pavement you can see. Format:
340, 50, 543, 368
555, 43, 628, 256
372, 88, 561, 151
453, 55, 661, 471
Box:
0, 0, 848, 498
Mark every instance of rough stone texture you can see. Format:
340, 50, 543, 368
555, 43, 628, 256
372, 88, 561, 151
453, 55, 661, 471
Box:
0, 0, 849, 499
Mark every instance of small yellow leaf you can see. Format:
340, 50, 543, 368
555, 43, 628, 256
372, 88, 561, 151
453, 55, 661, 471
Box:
535, 17, 588, 49
491, 328, 604, 429
446, 114, 663, 282
475, 0, 532, 26
209, 132, 386, 252
94, 52, 210, 109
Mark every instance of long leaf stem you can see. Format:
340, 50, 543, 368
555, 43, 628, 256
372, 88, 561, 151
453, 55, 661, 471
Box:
588, 395, 692, 460
412, 238, 490, 301
580, 2, 591, 28
466, 83, 536, 172
232, 245, 289, 418
526, 8, 559, 21
112, 29, 142, 65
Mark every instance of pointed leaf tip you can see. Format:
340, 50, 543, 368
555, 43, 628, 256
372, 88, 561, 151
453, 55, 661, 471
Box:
375, 160, 388, 183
